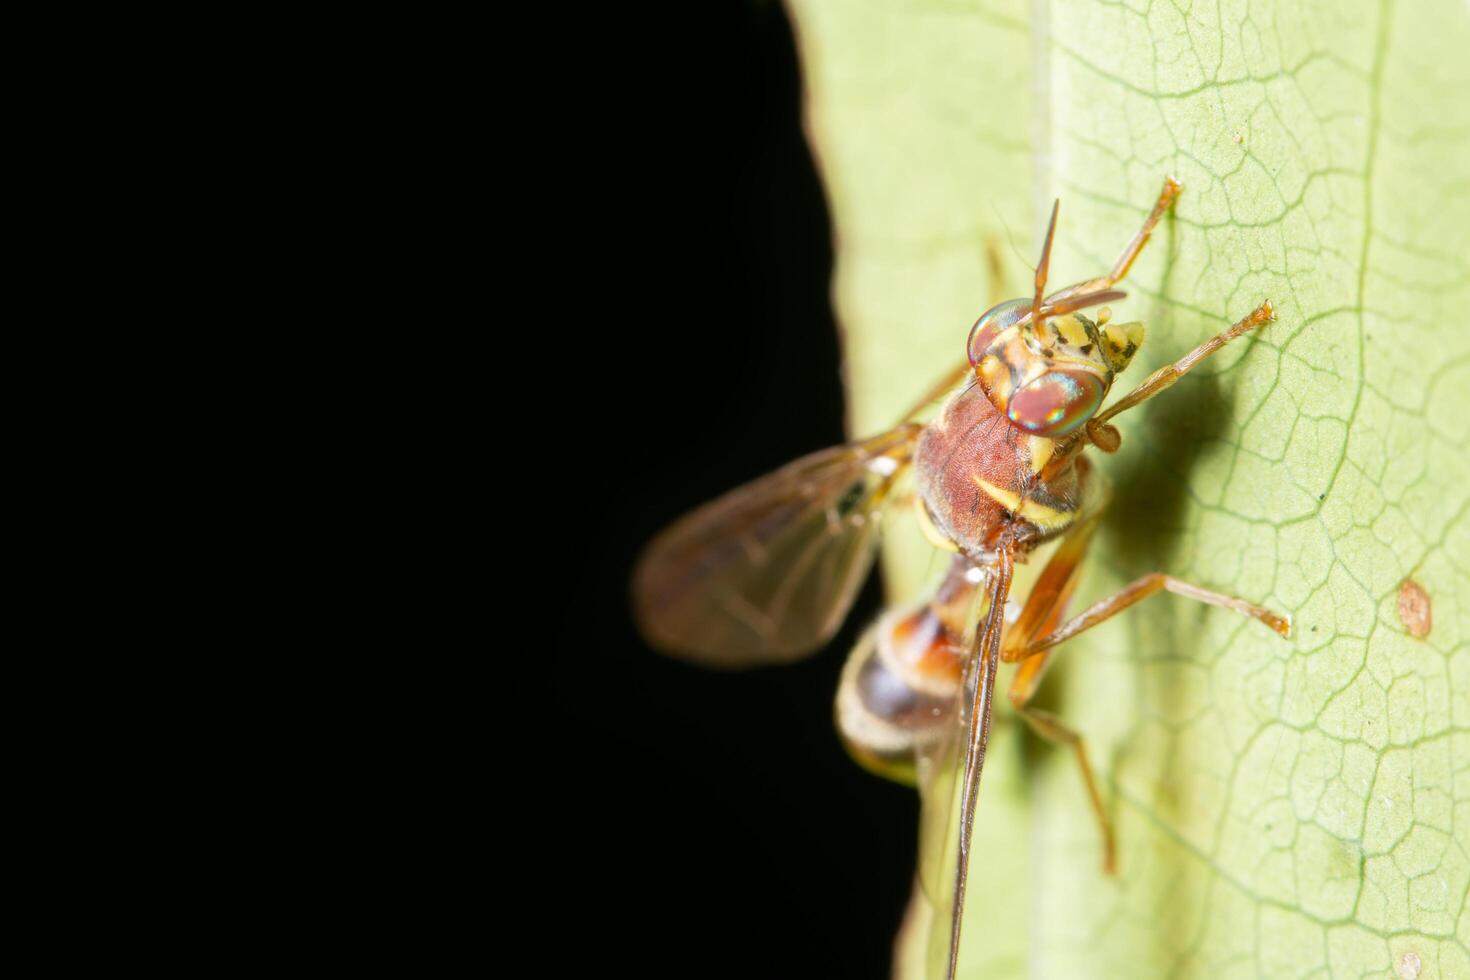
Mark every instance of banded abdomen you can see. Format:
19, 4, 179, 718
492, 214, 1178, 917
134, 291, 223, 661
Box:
835, 556, 980, 783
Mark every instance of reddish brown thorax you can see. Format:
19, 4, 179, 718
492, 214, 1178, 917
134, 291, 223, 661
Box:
914, 383, 1083, 556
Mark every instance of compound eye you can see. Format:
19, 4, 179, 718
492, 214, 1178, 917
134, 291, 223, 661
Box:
967, 298, 1031, 367
1006, 368, 1105, 436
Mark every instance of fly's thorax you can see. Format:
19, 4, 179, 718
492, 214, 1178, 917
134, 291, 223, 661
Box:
968, 300, 1145, 438
915, 385, 1084, 556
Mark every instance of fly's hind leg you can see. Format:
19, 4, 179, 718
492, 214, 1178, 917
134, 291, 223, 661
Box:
1011, 692, 1116, 874
1000, 516, 1119, 874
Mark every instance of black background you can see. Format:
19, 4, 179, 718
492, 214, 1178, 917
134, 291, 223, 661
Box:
536, 3, 919, 977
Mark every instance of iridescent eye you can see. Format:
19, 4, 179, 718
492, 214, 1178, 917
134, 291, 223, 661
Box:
967, 298, 1031, 367
1006, 368, 1105, 436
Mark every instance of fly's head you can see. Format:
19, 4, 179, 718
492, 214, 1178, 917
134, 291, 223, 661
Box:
967, 301, 1144, 438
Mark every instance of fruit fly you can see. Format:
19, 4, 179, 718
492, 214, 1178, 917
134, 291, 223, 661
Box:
632, 178, 1291, 979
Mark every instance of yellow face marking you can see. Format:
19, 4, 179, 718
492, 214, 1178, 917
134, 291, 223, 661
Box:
978, 353, 1007, 393
972, 476, 1074, 531
1052, 314, 1090, 347
1027, 435, 1054, 474
1103, 321, 1146, 370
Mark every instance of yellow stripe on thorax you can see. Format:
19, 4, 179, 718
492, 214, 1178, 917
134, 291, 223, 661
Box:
972, 476, 1074, 531
1027, 435, 1054, 474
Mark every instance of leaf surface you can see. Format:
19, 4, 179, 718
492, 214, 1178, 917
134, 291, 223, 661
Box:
789, 0, 1470, 975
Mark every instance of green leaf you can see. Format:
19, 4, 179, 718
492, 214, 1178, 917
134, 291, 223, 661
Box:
789, 0, 1470, 976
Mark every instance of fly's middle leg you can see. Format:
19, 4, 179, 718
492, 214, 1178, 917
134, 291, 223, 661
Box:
899, 236, 1012, 423
1014, 572, 1292, 661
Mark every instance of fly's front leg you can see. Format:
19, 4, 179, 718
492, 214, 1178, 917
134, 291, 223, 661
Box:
1103, 175, 1183, 285
1010, 692, 1116, 875
1045, 176, 1183, 305
1092, 301, 1276, 430
1076, 300, 1277, 455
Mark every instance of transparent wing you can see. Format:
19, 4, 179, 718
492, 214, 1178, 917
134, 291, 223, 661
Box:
912, 555, 1015, 980
914, 568, 989, 901
632, 425, 920, 667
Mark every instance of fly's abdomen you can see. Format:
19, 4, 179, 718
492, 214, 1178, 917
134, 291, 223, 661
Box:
835, 557, 982, 784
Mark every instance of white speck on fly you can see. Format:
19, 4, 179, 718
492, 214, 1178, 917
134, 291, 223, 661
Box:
964, 566, 985, 585
868, 456, 899, 476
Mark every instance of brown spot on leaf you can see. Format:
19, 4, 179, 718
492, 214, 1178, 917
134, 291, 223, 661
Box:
1397, 581, 1432, 639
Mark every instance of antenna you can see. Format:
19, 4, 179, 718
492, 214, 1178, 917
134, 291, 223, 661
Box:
1031, 199, 1060, 331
